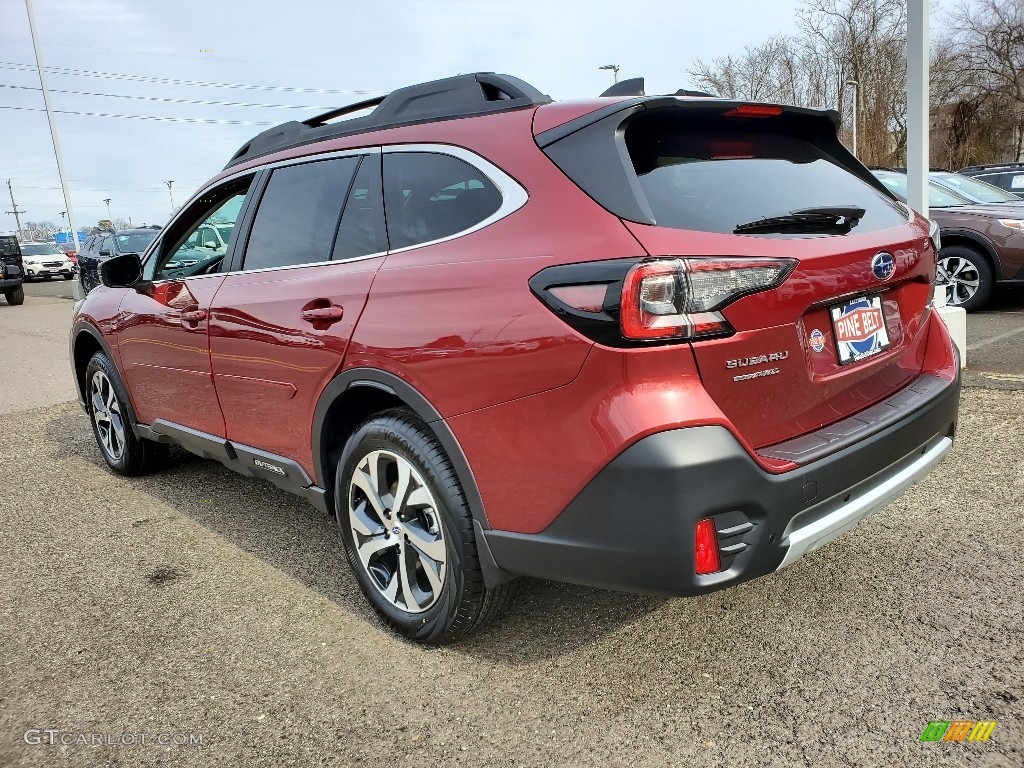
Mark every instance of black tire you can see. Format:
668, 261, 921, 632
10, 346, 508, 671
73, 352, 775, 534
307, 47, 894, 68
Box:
937, 244, 993, 312
85, 352, 168, 475
335, 409, 517, 644
4, 286, 24, 305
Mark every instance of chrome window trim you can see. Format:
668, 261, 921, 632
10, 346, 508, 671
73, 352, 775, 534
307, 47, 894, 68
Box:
382, 143, 528, 255
144, 143, 526, 283
143, 147, 382, 277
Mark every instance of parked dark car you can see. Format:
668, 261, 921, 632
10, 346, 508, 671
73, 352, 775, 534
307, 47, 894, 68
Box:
79, 228, 160, 293
872, 169, 1024, 310
71, 73, 959, 643
959, 162, 1024, 198
0, 234, 25, 305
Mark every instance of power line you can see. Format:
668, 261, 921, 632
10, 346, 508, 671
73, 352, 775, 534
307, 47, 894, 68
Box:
0, 83, 335, 110
0, 61, 383, 95
0, 104, 274, 126
0, 35, 366, 73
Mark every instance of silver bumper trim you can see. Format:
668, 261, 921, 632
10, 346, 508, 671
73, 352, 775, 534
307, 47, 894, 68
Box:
776, 436, 953, 570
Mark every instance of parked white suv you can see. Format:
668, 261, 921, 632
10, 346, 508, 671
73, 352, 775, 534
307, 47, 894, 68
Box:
20, 242, 76, 281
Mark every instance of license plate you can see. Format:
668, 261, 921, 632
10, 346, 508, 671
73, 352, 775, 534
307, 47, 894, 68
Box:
830, 294, 891, 365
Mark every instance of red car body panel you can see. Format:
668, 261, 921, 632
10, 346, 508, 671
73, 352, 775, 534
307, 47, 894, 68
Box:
623, 220, 937, 448
115, 277, 227, 437
208, 259, 380, 472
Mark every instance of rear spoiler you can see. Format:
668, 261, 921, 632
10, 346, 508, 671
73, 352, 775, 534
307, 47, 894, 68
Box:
535, 96, 894, 226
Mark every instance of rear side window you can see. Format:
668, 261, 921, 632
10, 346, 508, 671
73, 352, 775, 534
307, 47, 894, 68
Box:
981, 172, 1024, 192
333, 155, 386, 261
383, 152, 502, 249
0, 237, 20, 257
243, 156, 358, 271
625, 110, 906, 235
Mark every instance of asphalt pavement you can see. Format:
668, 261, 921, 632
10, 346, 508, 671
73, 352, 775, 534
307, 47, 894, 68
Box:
1, 292, 1022, 767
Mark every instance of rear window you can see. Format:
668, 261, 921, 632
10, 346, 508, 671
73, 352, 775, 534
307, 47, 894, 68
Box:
873, 171, 971, 208
0, 237, 19, 256
932, 172, 1019, 203
625, 111, 906, 235
115, 232, 156, 254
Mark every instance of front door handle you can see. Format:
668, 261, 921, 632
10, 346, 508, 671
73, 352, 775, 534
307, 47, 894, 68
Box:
301, 305, 344, 324
180, 308, 207, 327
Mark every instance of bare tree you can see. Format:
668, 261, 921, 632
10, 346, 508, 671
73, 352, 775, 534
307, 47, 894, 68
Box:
943, 0, 1024, 163
21, 221, 58, 242
689, 0, 908, 165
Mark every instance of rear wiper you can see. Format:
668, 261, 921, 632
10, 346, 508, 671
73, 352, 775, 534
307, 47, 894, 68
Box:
734, 206, 866, 234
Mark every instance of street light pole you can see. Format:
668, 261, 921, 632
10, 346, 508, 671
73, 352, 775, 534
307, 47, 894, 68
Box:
24, 0, 81, 256
843, 80, 858, 158
103, 198, 111, 221
165, 180, 175, 215
59, 211, 66, 233
599, 64, 620, 84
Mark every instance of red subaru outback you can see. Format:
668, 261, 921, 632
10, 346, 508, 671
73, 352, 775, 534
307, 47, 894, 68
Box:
70, 73, 960, 643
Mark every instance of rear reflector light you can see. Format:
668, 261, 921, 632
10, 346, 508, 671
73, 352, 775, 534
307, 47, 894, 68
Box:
724, 104, 784, 118
621, 257, 796, 341
548, 283, 608, 314
695, 518, 721, 575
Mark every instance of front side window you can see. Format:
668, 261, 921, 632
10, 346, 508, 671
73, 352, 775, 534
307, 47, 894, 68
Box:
383, 151, 503, 249
151, 176, 252, 280
242, 156, 358, 271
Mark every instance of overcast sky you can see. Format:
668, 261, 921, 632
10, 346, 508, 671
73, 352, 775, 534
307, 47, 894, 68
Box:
1, 0, 931, 231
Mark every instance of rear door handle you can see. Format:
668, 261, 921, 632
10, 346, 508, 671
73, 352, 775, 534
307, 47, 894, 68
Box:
301, 305, 344, 323
180, 308, 207, 324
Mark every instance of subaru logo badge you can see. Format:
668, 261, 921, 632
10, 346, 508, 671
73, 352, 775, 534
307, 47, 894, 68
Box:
871, 252, 895, 281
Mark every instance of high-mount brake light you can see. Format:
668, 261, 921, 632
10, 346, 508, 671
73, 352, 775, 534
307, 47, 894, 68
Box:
620, 257, 796, 341
724, 104, 784, 118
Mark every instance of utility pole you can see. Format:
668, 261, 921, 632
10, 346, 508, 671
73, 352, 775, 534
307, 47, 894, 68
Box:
59, 211, 66, 233
599, 64, 620, 84
103, 198, 112, 221
6, 179, 26, 236
165, 180, 175, 215
24, 0, 81, 256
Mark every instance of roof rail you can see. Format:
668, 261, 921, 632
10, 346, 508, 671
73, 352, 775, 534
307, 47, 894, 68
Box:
224, 72, 551, 169
960, 162, 1024, 172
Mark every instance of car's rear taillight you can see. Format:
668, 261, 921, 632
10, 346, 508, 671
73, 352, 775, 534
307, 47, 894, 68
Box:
694, 518, 721, 575
620, 257, 796, 341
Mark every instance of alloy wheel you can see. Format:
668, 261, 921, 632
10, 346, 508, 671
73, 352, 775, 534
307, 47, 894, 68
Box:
348, 450, 447, 614
937, 255, 980, 306
90, 370, 126, 461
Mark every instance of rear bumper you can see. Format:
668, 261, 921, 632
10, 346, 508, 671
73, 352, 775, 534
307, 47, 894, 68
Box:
484, 368, 960, 595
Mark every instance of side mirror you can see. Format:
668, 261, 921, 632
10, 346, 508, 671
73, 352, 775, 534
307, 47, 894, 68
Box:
98, 253, 143, 289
